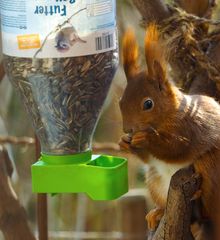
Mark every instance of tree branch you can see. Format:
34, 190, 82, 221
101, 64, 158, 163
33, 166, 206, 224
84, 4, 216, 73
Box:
0, 145, 36, 240
174, 0, 215, 17
149, 166, 202, 240
133, 0, 220, 100
132, 0, 171, 23
0, 136, 35, 145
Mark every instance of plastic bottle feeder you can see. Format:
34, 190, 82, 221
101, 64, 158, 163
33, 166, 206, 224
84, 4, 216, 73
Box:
2, 0, 128, 200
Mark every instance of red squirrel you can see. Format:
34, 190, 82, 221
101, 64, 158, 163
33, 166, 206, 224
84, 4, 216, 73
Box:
119, 24, 220, 234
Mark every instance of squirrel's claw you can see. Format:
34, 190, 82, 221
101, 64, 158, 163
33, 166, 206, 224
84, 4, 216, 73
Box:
121, 134, 132, 143
119, 134, 150, 161
131, 131, 148, 148
119, 135, 132, 152
146, 208, 164, 231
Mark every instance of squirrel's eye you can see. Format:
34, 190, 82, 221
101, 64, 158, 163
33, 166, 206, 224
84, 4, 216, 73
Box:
143, 99, 154, 111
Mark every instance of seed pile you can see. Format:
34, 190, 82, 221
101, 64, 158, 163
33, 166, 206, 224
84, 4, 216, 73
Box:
4, 51, 118, 154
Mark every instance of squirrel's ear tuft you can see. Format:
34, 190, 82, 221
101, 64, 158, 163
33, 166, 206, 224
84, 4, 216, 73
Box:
153, 61, 167, 91
122, 28, 139, 80
145, 23, 166, 80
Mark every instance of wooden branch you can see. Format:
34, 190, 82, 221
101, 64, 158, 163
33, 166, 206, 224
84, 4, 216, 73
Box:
189, 34, 220, 98
174, 0, 214, 17
161, 6, 218, 96
131, 0, 214, 24
37, 194, 48, 240
132, 0, 171, 23
172, 0, 219, 98
0, 136, 35, 145
149, 166, 202, 240
133, 0, 220, 100
0, 145, 36, 240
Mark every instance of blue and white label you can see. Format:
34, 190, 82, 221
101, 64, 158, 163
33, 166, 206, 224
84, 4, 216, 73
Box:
0, 0, 117, 58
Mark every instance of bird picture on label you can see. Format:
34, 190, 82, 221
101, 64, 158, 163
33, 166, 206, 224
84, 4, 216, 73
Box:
55, 26, 86, 52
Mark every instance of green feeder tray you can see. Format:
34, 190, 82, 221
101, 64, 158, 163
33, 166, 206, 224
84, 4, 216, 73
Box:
32, 151, 128, 200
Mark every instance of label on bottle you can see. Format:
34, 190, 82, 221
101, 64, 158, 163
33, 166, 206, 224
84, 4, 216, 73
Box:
0, 0, 117, 58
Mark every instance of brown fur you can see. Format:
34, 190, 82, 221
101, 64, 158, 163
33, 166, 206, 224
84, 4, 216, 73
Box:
145, 166, 167, 208
120, 24, 220, 234
122, 28, 139, 78
145, 24, 166, 78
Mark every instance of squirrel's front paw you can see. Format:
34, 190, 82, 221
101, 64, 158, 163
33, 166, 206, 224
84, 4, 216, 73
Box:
146, 208, 164, 231
119, 135, 132, 152
131, 131, 148, 148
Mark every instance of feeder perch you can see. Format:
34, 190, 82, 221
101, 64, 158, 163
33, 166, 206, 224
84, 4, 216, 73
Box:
32, 152, 128, 200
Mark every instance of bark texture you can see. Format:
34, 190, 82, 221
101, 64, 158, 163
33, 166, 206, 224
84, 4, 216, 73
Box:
133, 0, 220, 100
146, 167, 202, 240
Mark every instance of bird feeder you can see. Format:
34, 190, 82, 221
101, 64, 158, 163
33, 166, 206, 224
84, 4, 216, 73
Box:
1, 0, 128, 200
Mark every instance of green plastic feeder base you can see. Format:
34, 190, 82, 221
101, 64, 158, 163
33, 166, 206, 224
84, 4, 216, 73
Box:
31, 152, 128, 200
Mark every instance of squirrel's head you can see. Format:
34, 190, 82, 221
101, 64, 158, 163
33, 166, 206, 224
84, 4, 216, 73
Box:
120, 24, 178, 134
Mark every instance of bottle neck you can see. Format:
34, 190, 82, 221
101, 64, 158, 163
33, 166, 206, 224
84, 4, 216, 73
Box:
41, 151, 92, 165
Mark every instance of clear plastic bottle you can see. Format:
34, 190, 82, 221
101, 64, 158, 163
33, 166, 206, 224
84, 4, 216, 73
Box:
1, 0, 119, 155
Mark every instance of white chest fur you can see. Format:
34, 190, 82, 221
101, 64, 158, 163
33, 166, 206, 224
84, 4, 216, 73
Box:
145, 156, 189, 206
